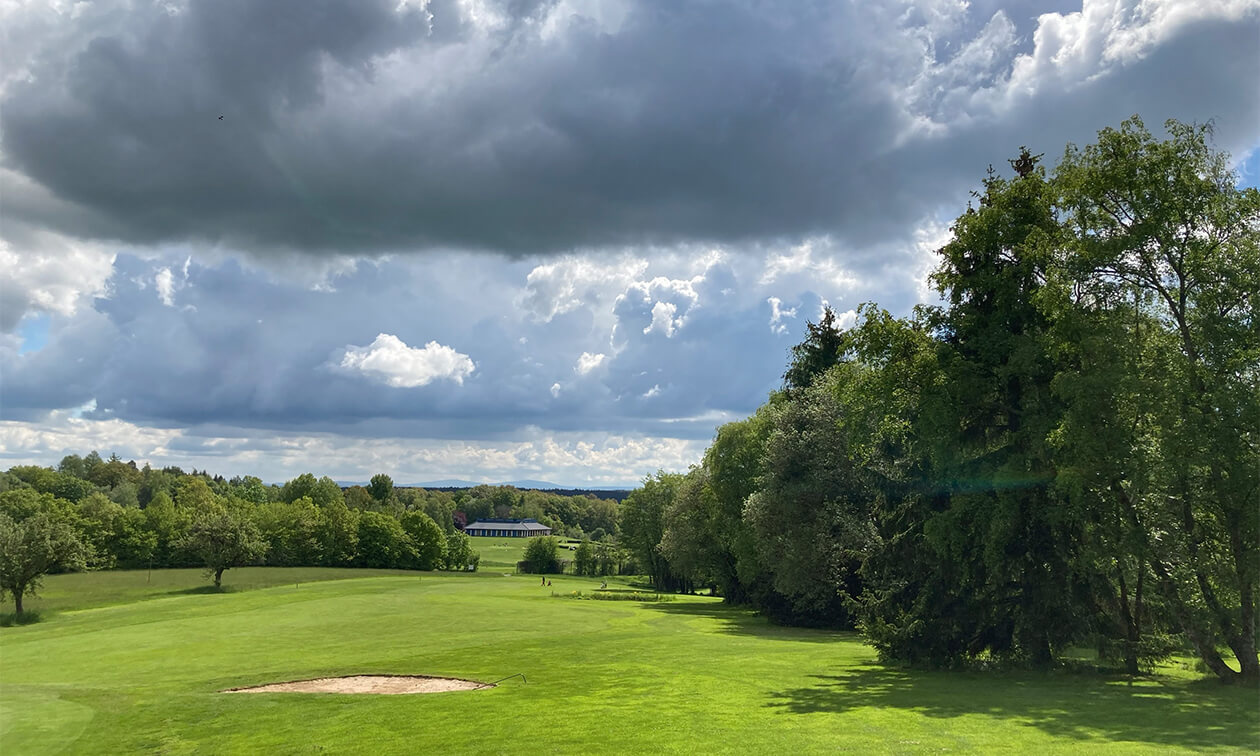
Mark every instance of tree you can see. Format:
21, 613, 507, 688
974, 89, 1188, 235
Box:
744, 369, 871, 628
578, 498, 619, 538
443, 531, 479, 571
316, 499, 360, 567
230, 475, 270, 505
917, 147, 1086, 666
675, 408, 775, 604
573, 540, 597, 576
521, 536, 562, 574
254, 498, 322, 566
0, 511, 86, 614
281, 473, 343, 509
783, 306, 847, 393
343, 485, 374, 511
1055, 116, 1260, 682
368, 473, 394, 503
355, 511, 410, 568
620, 473, 688, 591
145, 491, 190, 567
399, 510, 446, 570
58, 454, 88, 479
176, 477, 219, 513
179, 507, 267, 587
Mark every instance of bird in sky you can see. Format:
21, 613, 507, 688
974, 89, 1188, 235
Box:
218, 115, 224, 120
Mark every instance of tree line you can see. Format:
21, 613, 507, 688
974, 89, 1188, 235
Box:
616, 117, 1258, 684
0, 456, 623, 610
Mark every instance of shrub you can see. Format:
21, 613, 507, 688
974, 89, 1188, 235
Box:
520, 536, 562, 574
550, 590, 676, 602
0, 609, 43, 627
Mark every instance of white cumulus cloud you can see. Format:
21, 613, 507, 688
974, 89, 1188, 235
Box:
767, 297, 797, 335
0, 235, 115, 331
575, 351, 607, 375
643, 301, 680, 337
518, 256, 648, 323
340, 333, 474, 388
155, 267, 175, 306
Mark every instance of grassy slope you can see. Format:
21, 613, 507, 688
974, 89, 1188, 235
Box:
472, 536, 580, 569
13, 567, 430, 615
1, 570, 1256, 755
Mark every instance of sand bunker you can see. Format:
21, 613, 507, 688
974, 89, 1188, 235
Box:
225, 675, 490, 694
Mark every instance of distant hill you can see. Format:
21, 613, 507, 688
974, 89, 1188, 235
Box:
334, 478, 632, 500
408, 479, 485, 488
397, 479, 633, 501
405, 478, 630, 492
499, 478, 565, 489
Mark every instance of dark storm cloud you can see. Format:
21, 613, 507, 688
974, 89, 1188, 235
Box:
5, 0, 1256, 257
0, 1, 1046, 255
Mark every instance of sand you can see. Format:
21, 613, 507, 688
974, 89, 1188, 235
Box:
224, 675, 491, 694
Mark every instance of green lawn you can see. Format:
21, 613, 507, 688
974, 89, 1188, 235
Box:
11, 567, 429, 615
1, 569, 1255, 754
472, 536, 580, 569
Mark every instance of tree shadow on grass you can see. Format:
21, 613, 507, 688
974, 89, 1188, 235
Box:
644, 601, 852, 644
766, 664, 1259, 751
167, 585, 237, 596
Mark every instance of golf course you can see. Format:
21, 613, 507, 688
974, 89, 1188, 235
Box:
2, 565, 1256, 754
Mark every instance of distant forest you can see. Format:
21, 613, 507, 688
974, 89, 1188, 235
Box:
0, 454, 626, 604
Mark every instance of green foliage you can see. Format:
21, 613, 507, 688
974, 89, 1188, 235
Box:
573, 540, 597, 575
551, 589, 676, 602
253, 498, 322, 567
178, 508, 267, 587
229, 475, 269, 505
620, 473, 690, 591
0, 510, 86, 614
355, 511, 411, 569
343, 485, 374, 510
783, 305, 847, 393
399, 510, 446, 570
442, 530, 479, 571
314, 499, 359, 566
280, 473, 343, 509
368, 473, 394, 503
623, 117, 1259, 681
520, 536, 563, 574
744, 370, 871, 628
1051, 116, 1260, 681
0, 609, 42, 626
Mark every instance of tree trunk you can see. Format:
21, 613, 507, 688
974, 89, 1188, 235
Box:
1227, 512, 1259, 683
214, 568, 225, 588
1129, 565, 1144, 676
1117, 565, 1139, 675
14, 590, 23, 615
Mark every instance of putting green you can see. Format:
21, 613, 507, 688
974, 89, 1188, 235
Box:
1, 570, 1255, 754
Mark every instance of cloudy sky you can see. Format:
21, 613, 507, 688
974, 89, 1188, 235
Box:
2, 0, 1257, 487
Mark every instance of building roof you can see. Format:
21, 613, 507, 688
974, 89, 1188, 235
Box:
465, 519, 551, 532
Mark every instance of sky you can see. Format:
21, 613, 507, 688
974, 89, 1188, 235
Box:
1, 0, 1257, 487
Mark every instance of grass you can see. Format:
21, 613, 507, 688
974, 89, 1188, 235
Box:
471, 536, 579, 569
1, 569, 1256, 754
13, 566, 429, 616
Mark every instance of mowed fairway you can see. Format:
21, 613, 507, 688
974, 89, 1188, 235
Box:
2, 570, 1256, 755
